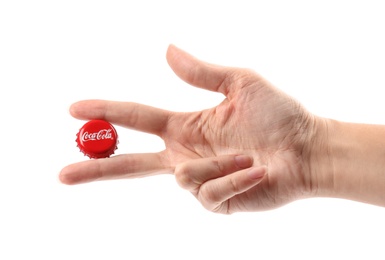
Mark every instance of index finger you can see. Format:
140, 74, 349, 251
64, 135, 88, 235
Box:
70, 100, 171, 136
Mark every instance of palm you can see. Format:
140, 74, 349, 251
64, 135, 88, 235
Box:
163, 73, 312, 211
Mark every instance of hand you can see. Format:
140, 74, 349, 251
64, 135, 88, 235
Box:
60, 45, 320, 214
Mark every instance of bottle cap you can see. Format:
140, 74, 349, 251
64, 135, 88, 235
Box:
76, 120, 118, 159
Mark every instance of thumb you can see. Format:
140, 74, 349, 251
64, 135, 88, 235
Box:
166, 44, 233, 96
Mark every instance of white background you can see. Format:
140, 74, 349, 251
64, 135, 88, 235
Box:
1, 1, 385, 259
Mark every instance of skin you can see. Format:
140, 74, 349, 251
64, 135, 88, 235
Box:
60, 45, 385, 214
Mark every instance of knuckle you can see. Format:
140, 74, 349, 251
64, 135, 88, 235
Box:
212, 159, 225, 175
198, 185, 230, 214
228, 177, 241, 194
198, 177, 242, 212
199, 185, 221, 208
174, 164, 195, 190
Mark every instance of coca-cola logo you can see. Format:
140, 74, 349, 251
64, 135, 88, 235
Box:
81, 129, 114, 142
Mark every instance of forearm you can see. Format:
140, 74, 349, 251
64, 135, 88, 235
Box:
312, 118, 385, 206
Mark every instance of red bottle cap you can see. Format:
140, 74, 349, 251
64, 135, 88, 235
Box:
76, 120, 118, 159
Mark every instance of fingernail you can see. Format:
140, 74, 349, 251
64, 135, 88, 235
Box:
247, 166, 266, 180
234, 155, 253, 168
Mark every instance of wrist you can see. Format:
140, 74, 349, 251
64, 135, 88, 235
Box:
303, 116, 335, 198
308, 118, 385, 206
